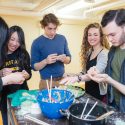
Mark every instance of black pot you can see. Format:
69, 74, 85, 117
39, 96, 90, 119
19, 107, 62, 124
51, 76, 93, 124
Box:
60, 102, 108, 125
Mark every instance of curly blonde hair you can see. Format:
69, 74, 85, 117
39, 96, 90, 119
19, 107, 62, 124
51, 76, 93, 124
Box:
80, 23, 110, 71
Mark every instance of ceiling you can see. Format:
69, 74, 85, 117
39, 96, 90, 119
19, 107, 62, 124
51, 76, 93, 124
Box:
0, 0, 125, 20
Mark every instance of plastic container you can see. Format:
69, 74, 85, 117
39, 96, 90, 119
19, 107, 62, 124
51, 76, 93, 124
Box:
37, 89, 74, 119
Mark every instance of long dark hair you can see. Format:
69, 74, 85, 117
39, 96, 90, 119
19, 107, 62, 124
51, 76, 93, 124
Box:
0, 17, 9, 67
2, 25, 29, 69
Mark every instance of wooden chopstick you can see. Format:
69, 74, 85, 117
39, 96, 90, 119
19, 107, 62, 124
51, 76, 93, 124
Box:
96, 110, 114, 120
46, 75, 53, 103
46, 80, 51, 102
49, 75, 52, 103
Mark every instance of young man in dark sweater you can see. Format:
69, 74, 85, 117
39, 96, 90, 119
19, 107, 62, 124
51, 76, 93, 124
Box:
88, 9, 125, 112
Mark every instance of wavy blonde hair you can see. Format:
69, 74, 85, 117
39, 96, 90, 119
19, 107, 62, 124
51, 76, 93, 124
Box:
80, 23, 110, 71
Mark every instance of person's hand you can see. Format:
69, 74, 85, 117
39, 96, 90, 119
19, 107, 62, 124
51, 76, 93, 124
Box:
3, 72, 25, 85
60, 76, 78, 85
2, 68, 13, 76
87, 66, 99, 76
46, 53, 58, 64
57, 54, 66, 62
87, 73, 110, 83
22, 70, 29, 79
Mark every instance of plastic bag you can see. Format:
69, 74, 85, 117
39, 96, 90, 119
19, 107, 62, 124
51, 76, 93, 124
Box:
8, 89, 38, 107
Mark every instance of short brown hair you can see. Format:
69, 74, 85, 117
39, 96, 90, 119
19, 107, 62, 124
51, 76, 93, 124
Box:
40, 13, 61, 28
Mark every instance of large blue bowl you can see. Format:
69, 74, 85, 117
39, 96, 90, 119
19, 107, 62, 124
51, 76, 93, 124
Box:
37, 89, 74, 119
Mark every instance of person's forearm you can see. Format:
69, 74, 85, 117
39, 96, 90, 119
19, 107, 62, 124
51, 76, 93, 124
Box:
34, 59, 47, 71
63, 57, 71, 64
109, 77, 125, 95
81, 74, 90, 81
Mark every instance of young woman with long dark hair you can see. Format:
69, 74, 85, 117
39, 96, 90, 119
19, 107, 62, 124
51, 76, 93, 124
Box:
0, 25, 32, 125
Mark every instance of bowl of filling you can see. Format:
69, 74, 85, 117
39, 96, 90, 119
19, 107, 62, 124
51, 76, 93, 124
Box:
37, 89, 74, 119
57, 84, 85, 99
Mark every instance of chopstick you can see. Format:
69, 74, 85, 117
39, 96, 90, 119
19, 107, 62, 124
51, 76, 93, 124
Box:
80, 98, 89, 119
50, 75, 52, 103
24, 114, 51, 125
46, 80, 51, 103
96, 110, 114, 120
46, 75, 53, 103
84, 101, 98, 120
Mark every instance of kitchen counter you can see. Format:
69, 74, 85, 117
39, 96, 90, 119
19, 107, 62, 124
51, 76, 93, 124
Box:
7, 93, 125, 125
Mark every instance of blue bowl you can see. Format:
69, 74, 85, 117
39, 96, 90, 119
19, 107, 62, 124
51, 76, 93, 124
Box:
37, 89, 74, 119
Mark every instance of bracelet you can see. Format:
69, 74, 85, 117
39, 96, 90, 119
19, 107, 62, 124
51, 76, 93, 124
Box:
77, 75, 82, 82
